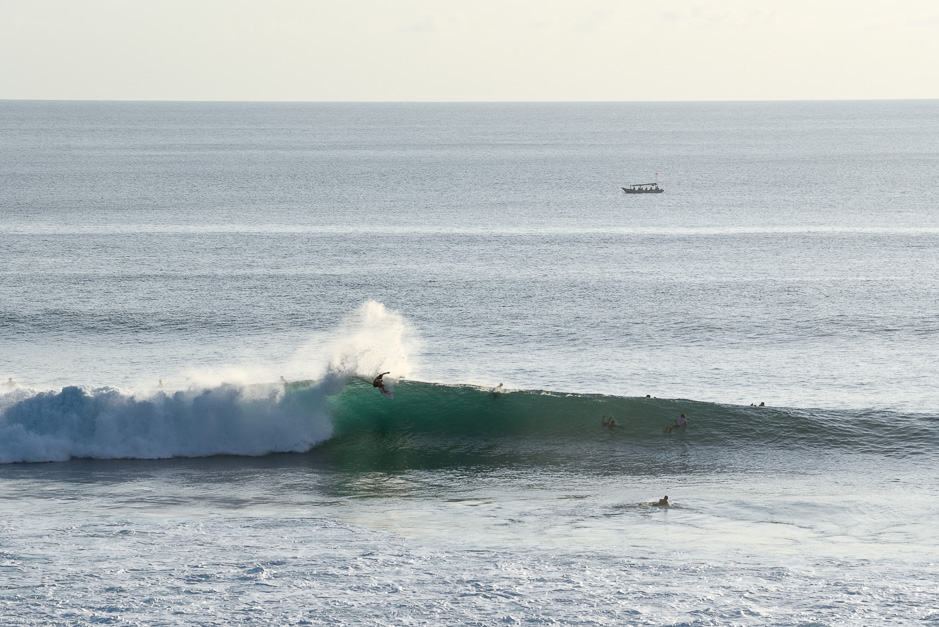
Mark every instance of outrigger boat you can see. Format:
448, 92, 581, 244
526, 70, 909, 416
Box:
622, 182, 663, 194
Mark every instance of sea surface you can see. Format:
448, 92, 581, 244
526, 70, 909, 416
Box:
1, 100, 938, 624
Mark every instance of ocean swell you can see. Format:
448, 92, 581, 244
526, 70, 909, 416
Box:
1, 378, 935, 465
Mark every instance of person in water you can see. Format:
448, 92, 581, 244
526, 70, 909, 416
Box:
491, 383, 503, 396
654, 496, 670, 507
601, 415, 617, 430
665, 413, 688, 433
372, 371, 391, 394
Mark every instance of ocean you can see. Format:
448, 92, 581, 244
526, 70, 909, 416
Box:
1, 100, 937, 624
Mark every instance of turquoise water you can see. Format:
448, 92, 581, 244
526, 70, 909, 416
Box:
1, 100, 938, 623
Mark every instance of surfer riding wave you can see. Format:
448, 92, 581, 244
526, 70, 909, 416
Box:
372, 372, 393, 399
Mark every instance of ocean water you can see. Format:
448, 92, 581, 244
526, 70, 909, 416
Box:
1, 100, 938, 624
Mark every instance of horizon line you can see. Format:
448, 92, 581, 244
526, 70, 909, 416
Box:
2, 97, 938, 105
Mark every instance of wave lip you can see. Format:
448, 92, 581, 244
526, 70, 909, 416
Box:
0, 383, 335, 464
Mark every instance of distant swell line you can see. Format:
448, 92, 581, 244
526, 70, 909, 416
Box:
5, 225, 939, 236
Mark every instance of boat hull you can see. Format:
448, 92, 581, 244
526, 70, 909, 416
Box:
622, 187, 664, 194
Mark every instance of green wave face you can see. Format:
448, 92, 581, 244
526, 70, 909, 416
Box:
329, 380, 689, 438
311, 379, 935, 473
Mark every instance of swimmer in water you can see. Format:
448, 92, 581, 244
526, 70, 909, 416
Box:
372, 371, 391, 394
665, 413, 688, 433
654, 496, 670, 507
601, 415, 617, 430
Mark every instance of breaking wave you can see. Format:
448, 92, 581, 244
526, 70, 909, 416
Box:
1, 378, 935, 465
0, 381, 336, 464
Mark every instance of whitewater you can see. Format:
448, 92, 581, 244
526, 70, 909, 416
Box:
2, 100, 939, 624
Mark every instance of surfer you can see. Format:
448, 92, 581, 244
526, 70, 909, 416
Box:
653, 496, 670, 507
4, 377, 14, 388
372, 371, 391, 394
665, 413, 688, 433
491, 383, 503, 397
601, 415, 616, 430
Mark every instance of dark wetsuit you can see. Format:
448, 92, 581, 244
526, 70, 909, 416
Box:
373, 372, 390, 392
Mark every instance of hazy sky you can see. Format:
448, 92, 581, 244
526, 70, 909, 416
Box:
2, 0, 938, 101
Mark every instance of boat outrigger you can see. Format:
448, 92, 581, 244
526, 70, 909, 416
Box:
622, 182, 663, 194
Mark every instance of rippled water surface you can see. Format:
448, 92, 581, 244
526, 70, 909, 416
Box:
2, 100, 938, 624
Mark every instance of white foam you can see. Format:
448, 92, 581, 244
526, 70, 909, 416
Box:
0, 379, 342, 464
0, 300, 421, 464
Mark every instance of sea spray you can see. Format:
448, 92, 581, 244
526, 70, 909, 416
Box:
144, 301, 420, 392
320, 300, 422, 380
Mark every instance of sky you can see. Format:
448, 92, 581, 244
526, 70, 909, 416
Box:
1, 0, 938, 101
